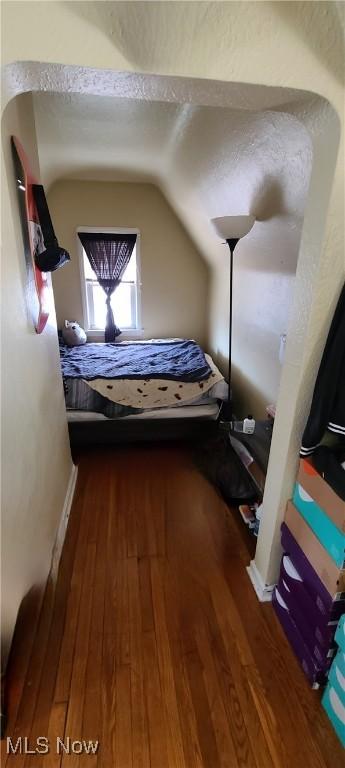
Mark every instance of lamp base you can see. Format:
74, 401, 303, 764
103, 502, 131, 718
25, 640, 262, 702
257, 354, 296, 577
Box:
220, 400, 233, 423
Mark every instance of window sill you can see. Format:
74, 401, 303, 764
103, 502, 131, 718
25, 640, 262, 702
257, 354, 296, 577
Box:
86, 328, 145, 341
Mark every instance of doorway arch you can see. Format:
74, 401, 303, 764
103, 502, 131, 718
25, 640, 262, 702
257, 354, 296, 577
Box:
3, 62, 341, 596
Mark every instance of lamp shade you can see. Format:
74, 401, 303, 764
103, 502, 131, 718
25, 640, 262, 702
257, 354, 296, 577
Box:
211, 215, 255, 240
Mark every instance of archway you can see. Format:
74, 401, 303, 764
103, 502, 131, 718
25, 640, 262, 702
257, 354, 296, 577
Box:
3, 62, 341, 598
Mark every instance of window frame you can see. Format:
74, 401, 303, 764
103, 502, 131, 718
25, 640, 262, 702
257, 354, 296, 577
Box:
77, 226, 143, 340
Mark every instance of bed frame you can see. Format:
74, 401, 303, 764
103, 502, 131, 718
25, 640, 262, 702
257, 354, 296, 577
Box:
68, 408, 221, 450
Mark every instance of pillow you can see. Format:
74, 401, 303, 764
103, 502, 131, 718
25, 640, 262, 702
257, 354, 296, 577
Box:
62, 320, 87, 347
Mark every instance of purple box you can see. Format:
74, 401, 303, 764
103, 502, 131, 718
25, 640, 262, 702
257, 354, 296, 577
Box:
281, 523, 345, 619
272, 587, 329, 688
278, 571, 335, 665
279, 555, 339, 650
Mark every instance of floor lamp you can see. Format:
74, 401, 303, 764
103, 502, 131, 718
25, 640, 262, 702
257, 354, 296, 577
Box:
211, 215, 255, 421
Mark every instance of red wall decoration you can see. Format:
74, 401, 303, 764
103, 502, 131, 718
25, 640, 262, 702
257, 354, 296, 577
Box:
11, 136, 50, 333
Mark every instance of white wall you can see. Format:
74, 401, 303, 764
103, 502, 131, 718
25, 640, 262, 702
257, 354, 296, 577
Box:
1, 93, 73, 666
49, 179, 209, 345
163, 109, 313, 417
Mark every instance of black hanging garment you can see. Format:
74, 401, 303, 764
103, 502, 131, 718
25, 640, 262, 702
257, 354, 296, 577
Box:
300, 283, 345, 499
32, 185, 70, 272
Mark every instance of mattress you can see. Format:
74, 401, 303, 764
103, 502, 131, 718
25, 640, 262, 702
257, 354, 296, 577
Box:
63, 345, 227, 418
67, 403, 220, 422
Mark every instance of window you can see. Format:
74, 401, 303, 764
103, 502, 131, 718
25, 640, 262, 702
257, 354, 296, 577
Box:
79, 229, 140, 333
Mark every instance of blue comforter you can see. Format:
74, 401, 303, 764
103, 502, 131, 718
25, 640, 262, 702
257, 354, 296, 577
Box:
60, 339, 211, 382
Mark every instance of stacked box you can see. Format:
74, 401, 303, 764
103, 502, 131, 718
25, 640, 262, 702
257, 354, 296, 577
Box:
273, 458, 345, 689
272, 587, 332, 687
322, 615, 345, 747
292, 483, 345, 568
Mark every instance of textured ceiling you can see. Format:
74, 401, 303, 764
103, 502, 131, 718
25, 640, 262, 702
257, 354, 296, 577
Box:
65, 1, 343, 86
34, 90, 312, 267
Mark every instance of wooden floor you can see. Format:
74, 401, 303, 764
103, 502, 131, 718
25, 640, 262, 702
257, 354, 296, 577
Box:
3, 445, 343, 767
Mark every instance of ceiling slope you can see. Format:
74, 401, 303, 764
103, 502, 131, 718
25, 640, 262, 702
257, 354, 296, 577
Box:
33, 90, 312, 269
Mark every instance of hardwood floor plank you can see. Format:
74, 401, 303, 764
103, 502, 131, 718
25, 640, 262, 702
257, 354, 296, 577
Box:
4, 446, 341, 768
22, 477, 90, 768
208, 597, 275, 767
45, 703, 67, 768
144, 483, 160, 557
245, 666, 285, 768
61, 541, 97, 768
162, 562, 204, 768
79, 469, 108, 768
127, 558, 150, 768
195, 621, 240, 768
150, 559, 186, 768
99, 459, 117, 768
99, 633, 116, 768
53, 477, 93, 705
138, 557, 155, 635
184, 648, 222, 768
208, 560, 255, 668
23, 589, 69, 768
200, 595, 258, 768
115, 665, 132, 768
114, 475, 128, 562
126, 501, 138, 559
142, 631, 169, 768
116, 557, 130, 667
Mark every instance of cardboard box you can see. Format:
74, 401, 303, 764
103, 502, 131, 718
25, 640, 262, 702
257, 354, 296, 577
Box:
272, 587, 328, 688
281, 522, 345, 618
298, 458, 345, 533
293, 483, 345, 568
322, 682, 345, 747
284, 503, 345, 598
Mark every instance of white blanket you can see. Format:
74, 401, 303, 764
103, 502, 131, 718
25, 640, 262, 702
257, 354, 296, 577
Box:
85, 354, 224, 409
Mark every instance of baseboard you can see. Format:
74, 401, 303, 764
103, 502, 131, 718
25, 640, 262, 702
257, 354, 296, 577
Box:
50, 463, 78, 581
246, 560, 275, 602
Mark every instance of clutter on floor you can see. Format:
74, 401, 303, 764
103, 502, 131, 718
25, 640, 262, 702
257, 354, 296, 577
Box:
239, 502, 263, 537
194, 424, 258, 504
230, 418, 273, 498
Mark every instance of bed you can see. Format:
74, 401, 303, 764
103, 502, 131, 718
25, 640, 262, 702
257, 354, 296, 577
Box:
59, 338, 227, 448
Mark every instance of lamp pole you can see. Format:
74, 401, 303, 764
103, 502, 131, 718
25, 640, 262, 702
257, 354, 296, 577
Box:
211, 216, 255, 423
225, 238, 239, 422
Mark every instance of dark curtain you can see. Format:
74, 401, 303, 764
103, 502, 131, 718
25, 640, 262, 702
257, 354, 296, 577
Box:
78, 232, 137, 341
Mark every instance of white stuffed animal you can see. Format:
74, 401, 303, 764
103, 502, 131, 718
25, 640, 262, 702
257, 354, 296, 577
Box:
62, 320, 87, 346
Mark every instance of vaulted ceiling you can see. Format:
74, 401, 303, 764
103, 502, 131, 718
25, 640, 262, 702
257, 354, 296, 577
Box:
33, 88, 312, 269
